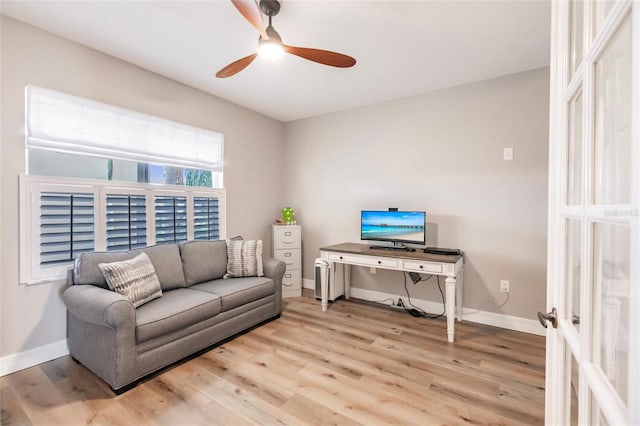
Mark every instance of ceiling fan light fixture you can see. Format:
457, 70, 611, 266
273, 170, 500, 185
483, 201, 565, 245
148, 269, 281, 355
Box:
217, 0, 356, 78
258, 39, 284, 61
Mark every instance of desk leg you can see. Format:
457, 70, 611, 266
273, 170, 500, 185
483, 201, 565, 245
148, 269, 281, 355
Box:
445, 276, 456, 343
456, 269, 464, 322
320, 261, 329, 312
344, 264, 351, 299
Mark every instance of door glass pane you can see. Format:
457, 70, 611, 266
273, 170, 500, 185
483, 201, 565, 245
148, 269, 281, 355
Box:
569, 0, 584, 79
566, 219, 582, 331
594, 1, 617, 36
569, 352, 580, 426
594, 17, 632, 204
593, 222, 630, 405
567, 91, 583, 205
598, 410, 610, 426
593, 404, 610, 426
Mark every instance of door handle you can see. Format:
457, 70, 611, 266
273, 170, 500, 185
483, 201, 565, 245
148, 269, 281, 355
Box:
537, 307, 558, 329
572, 313, 580, 325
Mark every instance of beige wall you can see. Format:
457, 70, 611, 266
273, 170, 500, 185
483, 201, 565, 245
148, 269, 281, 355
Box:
283, 68, 549, 320
0, 16, 285, 357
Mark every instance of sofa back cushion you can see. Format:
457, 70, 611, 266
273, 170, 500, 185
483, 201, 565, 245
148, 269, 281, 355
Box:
179, 240, 227, 286
73, 244, 186, 290
143, 244, 186, 291
74, 250, 140, 289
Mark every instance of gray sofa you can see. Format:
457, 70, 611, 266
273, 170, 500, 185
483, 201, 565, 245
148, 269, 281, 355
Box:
62, 240, 285, 392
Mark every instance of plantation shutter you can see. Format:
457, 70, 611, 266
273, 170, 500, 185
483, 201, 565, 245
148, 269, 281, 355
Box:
155, 196, 187, 244
106, 194, 147, 251
40, 192, 94, 265
194, 197, 220, 240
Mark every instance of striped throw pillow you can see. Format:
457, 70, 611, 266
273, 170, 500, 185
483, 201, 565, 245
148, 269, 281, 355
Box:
99, 252, 162, 308
226, 239, 264, 278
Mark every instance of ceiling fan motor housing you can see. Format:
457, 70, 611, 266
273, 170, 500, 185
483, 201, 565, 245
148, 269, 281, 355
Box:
260, 0, 281, 17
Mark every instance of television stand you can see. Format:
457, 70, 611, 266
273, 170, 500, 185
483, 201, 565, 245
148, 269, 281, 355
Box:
318, 242, 464, 342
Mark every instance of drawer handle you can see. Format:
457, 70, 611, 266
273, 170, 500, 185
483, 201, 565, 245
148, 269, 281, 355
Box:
285, 232, 292, 236
282, 240, 293, 244
286, 261, 293, 265
285, 273, 292, 278
283, 283, 293, 287
284, 253, 292, 257
377, 260, 382, 265
339, 256, 343, 260
419, 265, 424, 269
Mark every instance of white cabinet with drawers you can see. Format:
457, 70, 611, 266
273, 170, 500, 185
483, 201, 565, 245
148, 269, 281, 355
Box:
271, 224, 302, 297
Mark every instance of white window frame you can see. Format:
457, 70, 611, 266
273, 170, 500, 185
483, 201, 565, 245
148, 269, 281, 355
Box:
19, 174, 226, 285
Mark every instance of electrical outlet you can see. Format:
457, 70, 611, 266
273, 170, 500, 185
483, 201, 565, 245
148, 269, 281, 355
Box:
500, 280, 510, 293
503, 147, 514, 160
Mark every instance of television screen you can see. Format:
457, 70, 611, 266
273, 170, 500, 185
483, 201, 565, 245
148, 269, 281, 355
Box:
361, 210, 426, 245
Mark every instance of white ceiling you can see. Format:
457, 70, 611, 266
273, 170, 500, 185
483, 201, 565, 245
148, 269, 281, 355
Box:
1, 0, 551, 122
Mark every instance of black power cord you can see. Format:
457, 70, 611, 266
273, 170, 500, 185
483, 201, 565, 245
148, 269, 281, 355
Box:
402, 272, 446, 319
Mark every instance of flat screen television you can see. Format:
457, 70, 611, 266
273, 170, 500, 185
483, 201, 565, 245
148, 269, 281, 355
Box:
361, 210, 426, 245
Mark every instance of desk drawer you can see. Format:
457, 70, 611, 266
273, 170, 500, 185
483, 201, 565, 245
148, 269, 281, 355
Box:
274, 249, 301, 269
327, 253, 398, 268
403, 260, 442, 274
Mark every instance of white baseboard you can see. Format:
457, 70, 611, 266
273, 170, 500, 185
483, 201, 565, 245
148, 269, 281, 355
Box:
303, 278, 314, 289
461, 306, 545, 336
307, 283, 544, 336
0, 339, 69, 376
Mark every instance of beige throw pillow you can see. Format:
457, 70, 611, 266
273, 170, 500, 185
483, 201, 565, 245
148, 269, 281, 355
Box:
226, 239, 264, 278
99, 252, 162, 307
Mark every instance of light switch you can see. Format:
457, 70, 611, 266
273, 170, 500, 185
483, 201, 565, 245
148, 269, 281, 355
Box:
503, 147, 513, 160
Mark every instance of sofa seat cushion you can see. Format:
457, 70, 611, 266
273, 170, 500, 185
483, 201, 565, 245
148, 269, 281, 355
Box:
135, 288, 221, 344
189, 277, 275, 312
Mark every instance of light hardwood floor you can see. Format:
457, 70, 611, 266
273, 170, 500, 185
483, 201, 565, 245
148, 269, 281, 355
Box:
1, 293, 546, 425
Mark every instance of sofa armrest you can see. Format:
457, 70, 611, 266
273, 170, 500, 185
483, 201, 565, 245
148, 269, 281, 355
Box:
263, 257, 286, 282
63, 285, 135, 328
263, 257, 286, 314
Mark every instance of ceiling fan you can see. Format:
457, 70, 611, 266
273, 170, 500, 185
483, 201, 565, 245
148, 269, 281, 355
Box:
216, 0, 356, 78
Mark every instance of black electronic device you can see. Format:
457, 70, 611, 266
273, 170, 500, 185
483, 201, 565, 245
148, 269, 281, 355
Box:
423, 247, 461, 256
369, 245, 411, 252
388, 207, 398, 212
408, 272, 422, 284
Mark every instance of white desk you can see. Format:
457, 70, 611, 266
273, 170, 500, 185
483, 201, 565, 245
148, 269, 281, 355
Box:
319, 243, 464, 343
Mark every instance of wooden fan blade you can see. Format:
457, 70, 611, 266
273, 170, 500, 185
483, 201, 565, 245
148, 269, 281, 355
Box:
284, 45, 356, 68
231, 0, 269, 40
216, 53, 258, 78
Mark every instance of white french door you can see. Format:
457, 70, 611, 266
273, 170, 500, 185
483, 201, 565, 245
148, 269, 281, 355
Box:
544, 0, 638, 425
